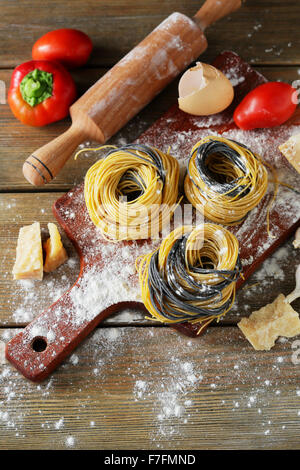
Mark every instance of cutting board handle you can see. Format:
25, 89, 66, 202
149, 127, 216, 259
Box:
194, 0, 241, 31
23, 125, 89, 186
5, 283, 129, 382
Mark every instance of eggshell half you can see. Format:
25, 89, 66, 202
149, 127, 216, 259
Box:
178, 62, 234, 116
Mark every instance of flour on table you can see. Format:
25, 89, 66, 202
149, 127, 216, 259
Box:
1, 324, 300, 447
65, 435, 75, 447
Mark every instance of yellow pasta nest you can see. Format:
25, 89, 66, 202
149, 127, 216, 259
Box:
184, 136, 268, 225
83, 144, 180, 241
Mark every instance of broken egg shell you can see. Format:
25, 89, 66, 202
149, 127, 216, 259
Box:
178, 62, 234, 116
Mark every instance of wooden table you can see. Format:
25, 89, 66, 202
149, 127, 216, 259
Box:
1, 0, 300, 450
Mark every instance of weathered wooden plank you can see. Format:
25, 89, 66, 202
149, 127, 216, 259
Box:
0, 192, 299, 328
0, 66, 300, 192
1, 326, 300, 449
0, 0, 300, 68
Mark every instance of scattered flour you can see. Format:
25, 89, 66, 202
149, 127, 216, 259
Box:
54, 417, 64, 430
65, 435, 75, 447
0, 318, 300, 448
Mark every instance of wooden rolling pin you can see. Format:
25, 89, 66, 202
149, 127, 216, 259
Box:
23, 0, 241, 185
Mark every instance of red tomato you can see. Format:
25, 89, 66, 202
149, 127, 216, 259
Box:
32, 29, 93, 68
233, 82, 297, 130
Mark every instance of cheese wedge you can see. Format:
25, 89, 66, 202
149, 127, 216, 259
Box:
279, 133, 300, 174
238, 294, 300, 351
12, 222, 43, 280
43, 223, 68, 272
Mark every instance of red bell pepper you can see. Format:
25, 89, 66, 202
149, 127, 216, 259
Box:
8, 60, 77, 126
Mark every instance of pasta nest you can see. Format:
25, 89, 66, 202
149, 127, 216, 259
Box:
184, 136, 268, 225
137, 223, 241, 329
84, 144, 180, 241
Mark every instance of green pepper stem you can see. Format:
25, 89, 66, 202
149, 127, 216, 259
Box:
20, 69, 53, 107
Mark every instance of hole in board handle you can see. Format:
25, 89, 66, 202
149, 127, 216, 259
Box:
31, 337, 47, 352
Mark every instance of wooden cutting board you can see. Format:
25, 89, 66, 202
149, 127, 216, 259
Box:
6, 51, 300, 381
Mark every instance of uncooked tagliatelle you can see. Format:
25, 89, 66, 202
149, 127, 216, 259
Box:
137, 223, 241, 333
82, 144, 181, 241
184, 135, 268, 225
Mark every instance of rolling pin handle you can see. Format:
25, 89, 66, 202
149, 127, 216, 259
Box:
23, 125, 87, 186
194, 0, 241, 31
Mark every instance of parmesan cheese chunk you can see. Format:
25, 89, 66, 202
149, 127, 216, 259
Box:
279, 133, 300, 174
238, 294, 300, 351
12, 222, 43, 281
43, 223, 68, 273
